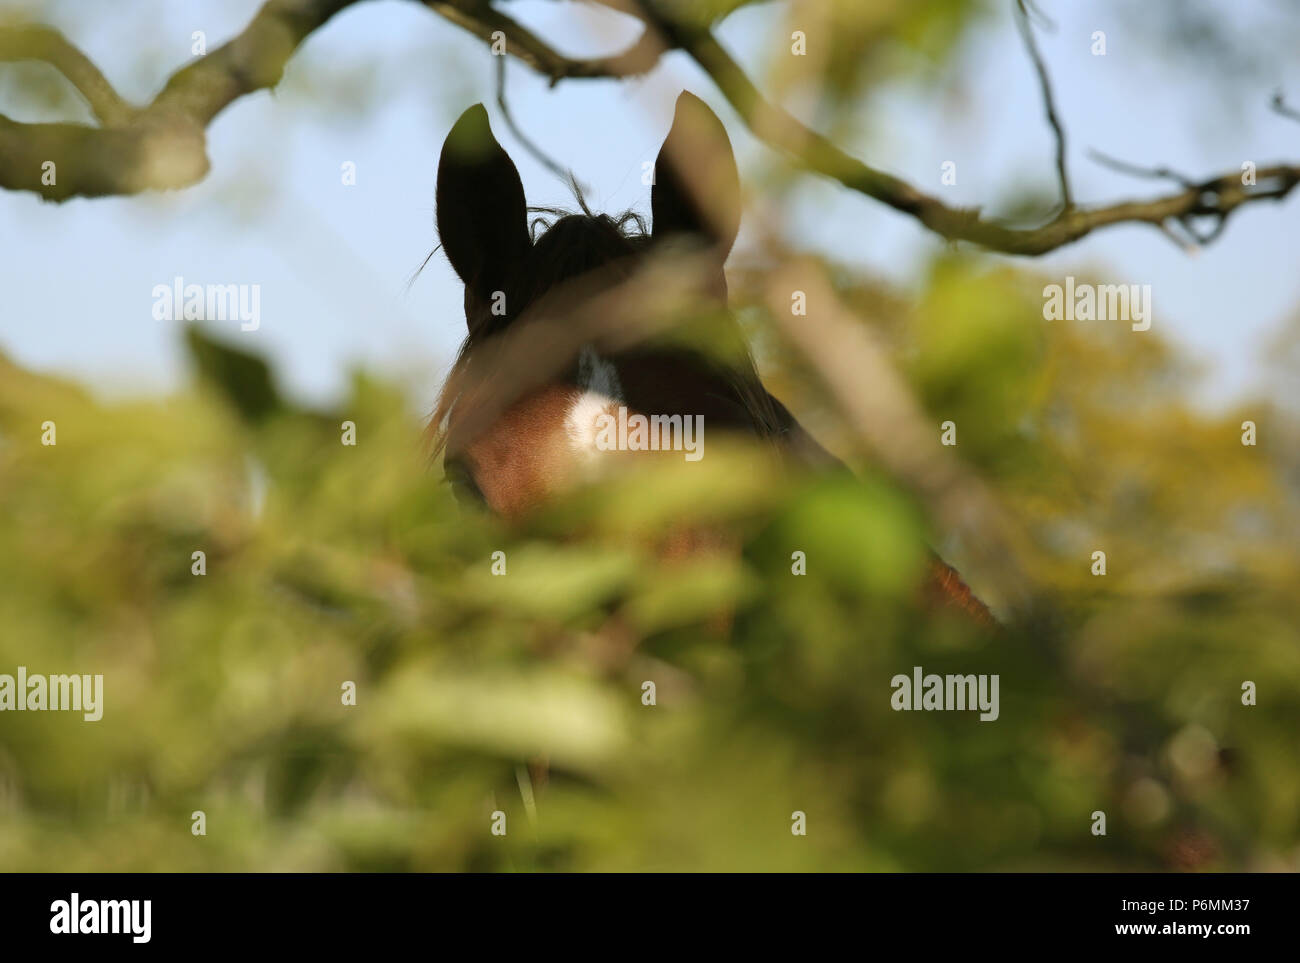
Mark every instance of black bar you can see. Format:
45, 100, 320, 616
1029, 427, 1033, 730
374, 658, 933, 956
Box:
0, 872, 1283, 948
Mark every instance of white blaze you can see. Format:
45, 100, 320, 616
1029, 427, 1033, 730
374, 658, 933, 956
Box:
567, 347, 624, 457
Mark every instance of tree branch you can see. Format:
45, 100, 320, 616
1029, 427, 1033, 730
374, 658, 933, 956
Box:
1086, 148, 1279, 247
0, 0, 359, 201
153, 0, 359, 124
423, 0, 663, 84
668, 23, 1298, 255
0, 111, 208, 198
0, 25, 135, 125
1, 0, 1295, 257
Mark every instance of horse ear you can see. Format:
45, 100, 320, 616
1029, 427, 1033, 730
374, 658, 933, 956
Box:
651, 92, 741, 257
436, 104, 531, 305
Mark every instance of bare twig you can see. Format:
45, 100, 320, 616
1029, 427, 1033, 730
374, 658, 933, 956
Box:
1018, 0, 1056, 31
1013, 0, 1071, 210
1087, 149, 1196, 189
1155, 219, 1201, 255
493, 54, 587, 193
1272, 90, 1300, 125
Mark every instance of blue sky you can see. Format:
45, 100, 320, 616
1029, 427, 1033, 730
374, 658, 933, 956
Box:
2, 0, 1297, 415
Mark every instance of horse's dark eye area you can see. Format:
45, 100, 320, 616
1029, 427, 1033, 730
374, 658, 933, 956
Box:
443, 458, 486, 508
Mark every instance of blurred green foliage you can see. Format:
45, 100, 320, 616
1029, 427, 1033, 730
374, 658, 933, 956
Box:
1, 257, 1299, 872
2, 0, 1297, 873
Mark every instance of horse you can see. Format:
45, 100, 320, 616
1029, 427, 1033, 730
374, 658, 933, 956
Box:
428, 92, 994, 626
